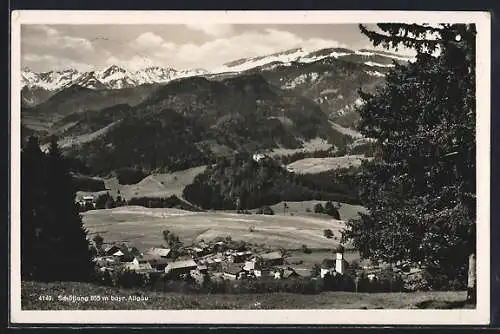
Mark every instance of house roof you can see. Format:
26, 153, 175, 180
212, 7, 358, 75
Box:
321, 259, 335, 268
166, 259, 198, 270
224, 264, 244, 275
294, 268, 312, 277
147, 247, 171, 257
283, 269, 298, 278
260, 251, 283, 260
104, 245, 120, 252
113, 250, 124, 256
147, 257, 171, 265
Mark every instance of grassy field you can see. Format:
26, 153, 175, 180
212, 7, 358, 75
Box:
287, 155, 371, 174
329, 121, 363, 139
21, 281, 472, 310
77, 165, 207, 200
83, 205, 349, 250
270, 200, 367, 222
267, 137, 333, 157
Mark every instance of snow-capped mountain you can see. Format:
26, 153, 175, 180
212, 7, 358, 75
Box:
22, 68, 82, 91
21, 65, 213, 92
132, 66, 178, 85
213, 47, 412, 74
21, 46, 413, 93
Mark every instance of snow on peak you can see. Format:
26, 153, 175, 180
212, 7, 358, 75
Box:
21, 46, 411, 91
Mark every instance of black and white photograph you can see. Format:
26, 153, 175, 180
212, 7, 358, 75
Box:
10, 10, 491, 325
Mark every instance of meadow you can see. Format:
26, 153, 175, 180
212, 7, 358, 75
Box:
287, 155, 370, 174
82, 205, 351, 251
22, 281, 471, 310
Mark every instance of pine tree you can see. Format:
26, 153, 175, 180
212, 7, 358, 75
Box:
342, 24, 476, 292
21, 135, 94, 282
21, 136, 47, 280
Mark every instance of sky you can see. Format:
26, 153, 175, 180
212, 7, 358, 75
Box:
21, 24, 412, 72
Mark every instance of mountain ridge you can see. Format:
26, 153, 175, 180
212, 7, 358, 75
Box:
21, 46, 412, 94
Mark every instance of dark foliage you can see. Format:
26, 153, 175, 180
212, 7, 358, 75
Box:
323, 229, 334, 239
313, 203, 324, 214
71, 173, 106, 192
183, 155, 358, 210
342, 24, 476, 288
21, 135, 94, 282
115, 168, 149, 185
127, 195, 201, 211
324, 201, 341, 220
256, 205, 274, 215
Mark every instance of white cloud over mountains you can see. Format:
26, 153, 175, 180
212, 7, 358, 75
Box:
21, 24, 403, 72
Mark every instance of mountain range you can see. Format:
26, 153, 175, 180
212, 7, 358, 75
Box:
21, 47, 411, 106
21, 46, 410, 176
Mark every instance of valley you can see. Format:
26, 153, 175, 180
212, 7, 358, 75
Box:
22, 45, 384, 272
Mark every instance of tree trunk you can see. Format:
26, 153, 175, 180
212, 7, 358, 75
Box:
467, 253, 476, 304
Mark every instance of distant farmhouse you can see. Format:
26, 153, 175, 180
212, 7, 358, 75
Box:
146, 247, 172, 259
165, 259, 198, 278
77, 195, 96, 209
252, 153, 268, 163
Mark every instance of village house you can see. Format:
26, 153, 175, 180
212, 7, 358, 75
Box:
257, 251, 284, 266
140, 254, 171, 271
188, 246, 210, 258
103, 245, 121, 257
78, 195, 96, 209
124, 257, 154, 271
146, 247, 172, 259
252, 153, 268, 163
189, 264, 209, 285
165, 259, 198, 278
228, 251, 253, 263
212, 241, 227, 253
223, 264, 246, 280
272, 266, 300, 280
320, 252, 349, 278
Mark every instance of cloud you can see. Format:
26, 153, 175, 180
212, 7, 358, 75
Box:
23, 25, 93, 52
184, 24, 234, 37
21, 25, 358, 72
22, 53, 93, 72
124, 28, 348, 70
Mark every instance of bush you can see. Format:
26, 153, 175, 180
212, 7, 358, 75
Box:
333, 245, 345, 253
311, 264, 321, 277
306, 207, 311, 213
257, 205, 274, 215
323, 229, 334, 239
110, 268, 151, 289
355, 270, 405, 293
323, 272, 356, 291
324, 201, 341, 220
314, 203, 324, 213
95, 192, 114, 209
302, 245, 312, 254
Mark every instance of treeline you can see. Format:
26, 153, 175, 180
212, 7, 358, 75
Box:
127, 195, 202, 211
182, 154, 360, 210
